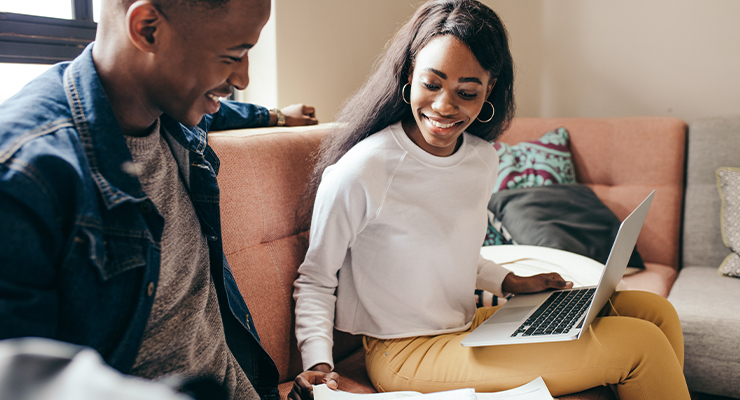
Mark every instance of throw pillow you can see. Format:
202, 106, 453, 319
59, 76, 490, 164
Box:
717, 167, 740, 278
482, 211, 513, 246
492, 127, 577, 193
487, 184, 646, 269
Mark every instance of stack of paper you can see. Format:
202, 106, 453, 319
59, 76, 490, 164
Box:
313, 376, 554, 400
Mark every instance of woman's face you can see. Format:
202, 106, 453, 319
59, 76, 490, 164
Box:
403, 35, 495, 157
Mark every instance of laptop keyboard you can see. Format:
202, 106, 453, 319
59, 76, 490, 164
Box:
511, 288, 596, 337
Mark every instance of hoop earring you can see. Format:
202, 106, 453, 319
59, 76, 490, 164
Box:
402, 83, 411, 104
477, 101, 495, 123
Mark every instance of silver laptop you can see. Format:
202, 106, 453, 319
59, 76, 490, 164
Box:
461, 190, 655, 347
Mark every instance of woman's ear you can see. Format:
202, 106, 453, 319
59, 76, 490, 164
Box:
125, 1, 166, 53
486, 78, 497, 98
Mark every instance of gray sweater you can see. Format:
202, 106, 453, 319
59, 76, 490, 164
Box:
125, 119, 258, 400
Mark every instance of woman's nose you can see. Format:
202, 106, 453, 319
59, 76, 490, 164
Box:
431, 91, 457, 116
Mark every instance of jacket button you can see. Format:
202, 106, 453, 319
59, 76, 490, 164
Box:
139, 202, 152, 214
147, 282, 155, 297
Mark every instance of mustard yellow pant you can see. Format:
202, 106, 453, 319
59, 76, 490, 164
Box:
364, 291, 688, 400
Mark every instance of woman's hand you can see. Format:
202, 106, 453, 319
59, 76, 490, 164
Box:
288, 363, 340, 400
502, 272, 573, 294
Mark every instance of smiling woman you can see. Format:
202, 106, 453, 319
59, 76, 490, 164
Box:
289, 1, 690, 400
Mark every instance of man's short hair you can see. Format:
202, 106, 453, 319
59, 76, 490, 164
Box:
118, 0, 231, 12
162, 0, 230, 10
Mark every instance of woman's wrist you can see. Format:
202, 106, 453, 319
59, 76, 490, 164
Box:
310, 363, 332, 373
501, 272, 520, 294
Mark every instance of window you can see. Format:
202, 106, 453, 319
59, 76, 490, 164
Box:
0, 0, 99, 103
0, 63, 53, 104
0, 0, 97, 65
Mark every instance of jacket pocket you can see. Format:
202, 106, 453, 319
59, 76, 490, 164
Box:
79, 227, 147, 281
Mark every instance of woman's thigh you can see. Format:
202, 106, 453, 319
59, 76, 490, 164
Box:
364, 291, 687, 399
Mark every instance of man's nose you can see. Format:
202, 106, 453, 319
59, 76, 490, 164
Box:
227, 60, 250, 91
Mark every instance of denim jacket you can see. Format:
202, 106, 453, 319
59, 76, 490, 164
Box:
0, 44, 280, 399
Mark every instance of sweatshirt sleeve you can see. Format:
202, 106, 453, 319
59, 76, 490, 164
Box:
293, 165, 372, 371
476, 254, 512, 297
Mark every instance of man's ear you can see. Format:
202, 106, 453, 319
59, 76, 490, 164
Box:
126, 1, 166, 53
486, 78, 497, 98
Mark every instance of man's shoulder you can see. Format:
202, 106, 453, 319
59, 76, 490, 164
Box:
0, 64, 79, 164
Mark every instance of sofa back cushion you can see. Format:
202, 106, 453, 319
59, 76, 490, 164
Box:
498, 117, 686, 270
209, 125, 337, 383
683, 116, 740, 269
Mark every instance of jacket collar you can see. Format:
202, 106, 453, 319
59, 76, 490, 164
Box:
63, 43, 207, 209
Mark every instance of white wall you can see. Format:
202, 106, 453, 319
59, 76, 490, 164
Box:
274, 1, 419, 122
236, 0, 277, 107
263, 0, 417, 122
249, 0, 740, 124
485, 0, 740, 123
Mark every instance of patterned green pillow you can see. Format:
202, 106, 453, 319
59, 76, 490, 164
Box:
717, 167, 740, 278
492, 127, 577, 193
484, 128, 577, 248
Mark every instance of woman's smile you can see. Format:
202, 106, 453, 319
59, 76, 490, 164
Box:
422, 114, 464, 130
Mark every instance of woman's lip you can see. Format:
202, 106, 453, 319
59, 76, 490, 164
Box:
422, 114, 463, 130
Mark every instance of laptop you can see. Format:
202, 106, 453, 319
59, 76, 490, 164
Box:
461, 190, 655, 347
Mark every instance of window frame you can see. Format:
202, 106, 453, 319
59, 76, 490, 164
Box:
0, 0, 96, 65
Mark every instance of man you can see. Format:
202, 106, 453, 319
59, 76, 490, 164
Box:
0, 0, 315, 399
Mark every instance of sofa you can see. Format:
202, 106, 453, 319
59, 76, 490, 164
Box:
207, 116, 729, 399
667, 116, 740, 399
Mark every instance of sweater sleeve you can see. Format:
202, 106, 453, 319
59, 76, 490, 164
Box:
476, 254, 511, 297
293, 165, 373, 371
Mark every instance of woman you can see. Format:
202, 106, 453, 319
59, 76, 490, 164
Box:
291, 1, 689, 399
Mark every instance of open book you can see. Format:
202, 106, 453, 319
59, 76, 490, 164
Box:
313, 376, 554, 400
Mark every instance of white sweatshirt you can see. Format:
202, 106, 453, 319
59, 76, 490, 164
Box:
293, 122, 511, 371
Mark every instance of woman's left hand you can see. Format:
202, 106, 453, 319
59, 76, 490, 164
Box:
501, 272, 573, 294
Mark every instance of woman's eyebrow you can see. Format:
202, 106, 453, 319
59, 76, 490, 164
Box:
424, 68, 447, 79
459, 77, 482, 84
422, 68, 482, 84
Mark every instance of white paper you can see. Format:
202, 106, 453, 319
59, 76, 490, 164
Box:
475, 377, 554, 400
313, 384, 422, 400
313, 377, 553, 400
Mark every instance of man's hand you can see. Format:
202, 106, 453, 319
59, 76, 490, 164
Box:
502, 272, 573, 294
278, 104, 318, 126
288, 363, 339, 400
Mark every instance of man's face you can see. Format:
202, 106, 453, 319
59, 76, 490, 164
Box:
151, 0, 270, 126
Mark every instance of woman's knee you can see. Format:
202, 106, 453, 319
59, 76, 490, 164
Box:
593, 316, 679, 370
611, 291, 679, 324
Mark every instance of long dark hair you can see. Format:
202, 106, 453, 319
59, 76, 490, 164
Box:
299, 0, 515, 229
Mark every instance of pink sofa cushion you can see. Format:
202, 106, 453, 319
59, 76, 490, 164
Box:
210, 126, 363, 384
210, 126, 327, 383
499, 117, 686, 271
